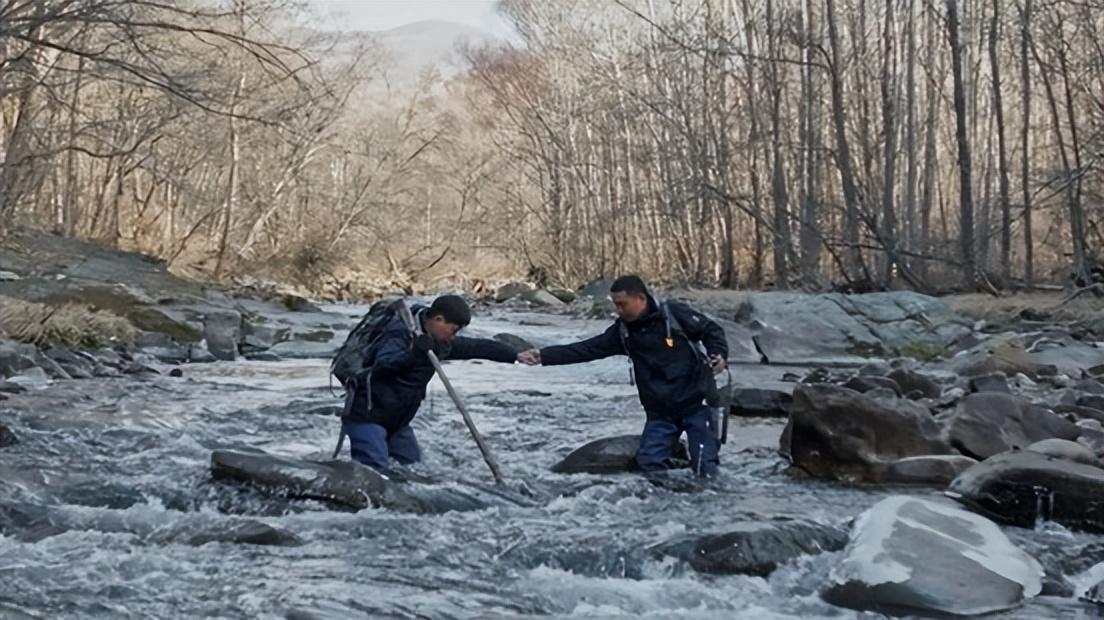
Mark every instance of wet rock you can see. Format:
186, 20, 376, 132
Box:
878, 455, 978, 486
211, 449, 523, 514
92, 364, 122, 378
843, 375, 902, 395
886, 368, 941, 399
493, 333, 535, 353
574, 277, 616, 300
267, 339, 338, 360
0, 380, 26, 394
951, 336, 1036, 378
547, 287, 576, 303
0, 424, 17, 447
245, 352, 281, 362
651, 519, 848, 577
752, 327, 867, 367
968, 373, 1011, 394
31, 353, 71, 380
494, 282, 532, 302
182, 520, 303, 547
823, 496, 1042, 617
1026, 438, 1099, 466
168, 368, 184, 378
729, 388, 792, 417
781, 384, 954, 482
522, 289, 565, 307
203, 310, 241, 361
943, 393, 1080, 460
0, 342, 37, 378
1083, 576, 1104, 606
1075, 379, 1104, 395
551, 435, 688, 474
499, 536, 645, 579
1029, 341, 1104, 378
240, 323, 288, 353
188, 340, 217, 363
43, 346, 96, 378
8, 366, 50, 387
1080, 394, 1104, 411
948, 450, 1104, 533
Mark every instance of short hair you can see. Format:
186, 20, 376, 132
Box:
428, 295, 471, 327
610, 275, 649, 297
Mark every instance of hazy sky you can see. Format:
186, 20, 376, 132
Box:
304, 0, 513, 36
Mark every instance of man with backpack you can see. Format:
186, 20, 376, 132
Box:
333, 295, 520, 471
517, 275, 728, 477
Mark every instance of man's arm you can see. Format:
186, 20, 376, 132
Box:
449, 336, 520, 363
539, 325, 622, 366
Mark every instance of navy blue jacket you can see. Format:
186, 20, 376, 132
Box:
540, 298, 728, 416
347, 308, 517, 431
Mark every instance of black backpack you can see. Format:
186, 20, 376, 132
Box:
330, 298, 407, 388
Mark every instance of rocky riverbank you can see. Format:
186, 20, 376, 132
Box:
4, 232, 1104, 617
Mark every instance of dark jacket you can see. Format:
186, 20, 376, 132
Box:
347, 307, 517, 431
540, 297, 728, 416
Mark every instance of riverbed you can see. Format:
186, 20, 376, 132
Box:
0, 307, 1099, 618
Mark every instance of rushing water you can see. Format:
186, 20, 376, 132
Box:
0, 306, 1101, 618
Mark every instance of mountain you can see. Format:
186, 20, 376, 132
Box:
370, 20, 500, 83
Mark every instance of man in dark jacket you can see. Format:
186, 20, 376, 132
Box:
345, 295, 519, 471
518, 275, 728, 476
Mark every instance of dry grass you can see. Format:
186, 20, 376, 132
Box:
946, 291, 1104, 322
0, 296, 138, 347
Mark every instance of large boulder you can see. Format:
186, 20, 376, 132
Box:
651, 519, 847, 576
210, 449, 524, 514
752, 326, 867, 367
942, 393, 1080, 460
947, 450, 1104, 532
1026, 438, 1099, 466
493, 333, 535, 353
823, 496, 1043, 616
551, 435, 688, 474
781, 384, 954, 482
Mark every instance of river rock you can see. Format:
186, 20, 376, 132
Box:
943, 393, 1080, 460
1029, 340, 1104, 378
7, 366, 50, 387
551, 435, 688, 474
951, 336, 1036, 378
0, 380, 26, 394
203, 310, 241, 361
182, 520, 303, 547
969, 373, 1011, 394
729, 388, 792, 417
651, 519, 847, 576
43, 346, 96, 378
843, 375, 902, 395
547, 287, 576, 303
0, 424, 17, 447
878, 455, 978, 486
823, 496, 1042, 616
210, 449, 521, 514
887, 368, 941, 399
1026, 438, 1099, 466
781, 384, 954, 482
0, 342, 37, 378
494, 282, 532, 302
948, 450, 1104, 532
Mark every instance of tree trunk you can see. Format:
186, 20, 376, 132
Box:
825, 0, 864, 280
1019, 0, 1034, 287
990, 0, 1013, 281
880, 0, 899, 286
947, 0, 976, 288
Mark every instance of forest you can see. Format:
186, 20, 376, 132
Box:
1, 0, 1101, 296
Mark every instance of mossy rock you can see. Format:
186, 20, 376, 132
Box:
899, 340, 944, 362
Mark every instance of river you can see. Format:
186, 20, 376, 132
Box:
0, 306, 1099, 618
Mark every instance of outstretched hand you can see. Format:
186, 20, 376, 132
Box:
710, 354, 727, 375
517, 349, 542, 366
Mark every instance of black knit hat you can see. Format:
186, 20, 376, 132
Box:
428, 295, 472, 327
